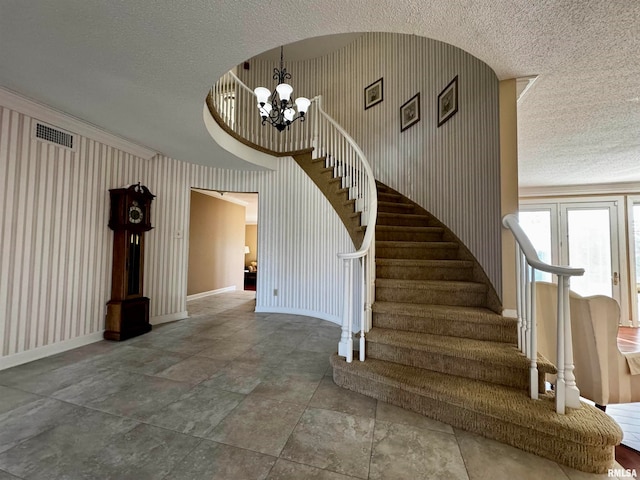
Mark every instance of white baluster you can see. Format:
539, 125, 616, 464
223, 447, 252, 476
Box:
359, 254, 366, 361
515, 246, 523, 351
556, 278, 567, 414
529, 269, 539, 399
563, 276, 581, 408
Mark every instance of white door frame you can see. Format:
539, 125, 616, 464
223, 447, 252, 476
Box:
627, 196, 640, 327
520, 196, 630, 325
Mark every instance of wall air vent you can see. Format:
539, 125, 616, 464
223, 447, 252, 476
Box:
33, 122, 76, 151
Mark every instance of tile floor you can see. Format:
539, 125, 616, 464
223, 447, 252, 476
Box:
0, 291, 631, 479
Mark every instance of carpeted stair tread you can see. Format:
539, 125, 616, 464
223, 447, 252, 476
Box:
376, 241, 458, 250
330, 353, 622, 473
376, 258, 473, 268
366, 328, 556, 374
376, 278, 486, 291
377, 212, 432, 223
373, 302, 509, 324
372, 302, 518, 342
376, 225, 443, 234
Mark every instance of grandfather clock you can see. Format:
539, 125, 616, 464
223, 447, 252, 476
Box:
105, 182, 155, 341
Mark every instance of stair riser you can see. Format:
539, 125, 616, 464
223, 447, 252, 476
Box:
375, 230, 443, 242
376, 265, 473, 281
376, 246, 458, 260
367, 343, 532, 390
372, 313, 517, 343
377, 204, 415, 214
377, 215, 431, 227
377, 193, 403, 203
331, 365, 614, 474
376, 286, 486, 307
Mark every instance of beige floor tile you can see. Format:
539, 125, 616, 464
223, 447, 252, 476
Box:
206, 394, 306, 456
370, 420, 468, 480
456, 428, 580, 480
375, 401, 454, 434
267, 458, 360, 479
280, 407, 375, 478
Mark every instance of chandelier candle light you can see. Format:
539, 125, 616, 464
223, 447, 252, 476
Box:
254, 47, 310, 132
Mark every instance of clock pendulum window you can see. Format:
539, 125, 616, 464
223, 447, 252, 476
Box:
105, 182, 155, 341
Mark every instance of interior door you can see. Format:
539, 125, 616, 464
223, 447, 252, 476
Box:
560, 202, 621, 303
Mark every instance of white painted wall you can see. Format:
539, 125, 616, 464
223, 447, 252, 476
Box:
0, 91, 352, 367
241, 32, 502, 293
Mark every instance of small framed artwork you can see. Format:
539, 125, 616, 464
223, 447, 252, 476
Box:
364, 78, 383, 110
400, 93, 420, 132
437, 75, 458, 127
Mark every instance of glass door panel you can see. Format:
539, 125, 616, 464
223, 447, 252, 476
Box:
561, 203, 620, 302
519, 209, 553, 282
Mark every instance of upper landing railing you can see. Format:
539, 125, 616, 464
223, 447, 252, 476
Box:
502, 213, 585, 414
208, 71, 378, 363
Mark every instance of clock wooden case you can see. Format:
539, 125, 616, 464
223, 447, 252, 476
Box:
105, 183, 155, 341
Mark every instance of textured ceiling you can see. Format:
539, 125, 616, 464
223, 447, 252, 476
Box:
0, 1, 638, 187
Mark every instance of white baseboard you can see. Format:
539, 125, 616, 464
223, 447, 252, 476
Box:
150, 311, 189, 326
187, 286, 236, 302
503, 309, 518, 318
255, 306, 341, 326
0, 331, 105, 371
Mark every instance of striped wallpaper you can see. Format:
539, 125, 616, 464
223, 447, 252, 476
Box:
0, 99, 352, 364
1, 32, 501, 366
240, 32, 502, 293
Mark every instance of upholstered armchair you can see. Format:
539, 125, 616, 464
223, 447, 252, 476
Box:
535, 281, 640, 407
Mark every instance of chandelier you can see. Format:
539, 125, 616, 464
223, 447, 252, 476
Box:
254, 47, 310, 132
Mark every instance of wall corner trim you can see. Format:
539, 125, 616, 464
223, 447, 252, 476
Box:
0, 331, 105, 372
0, 86, 157, 160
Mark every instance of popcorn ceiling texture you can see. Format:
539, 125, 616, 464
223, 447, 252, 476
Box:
0, 1, 638, 186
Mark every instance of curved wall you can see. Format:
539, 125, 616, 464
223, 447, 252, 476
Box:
240, 32, 502, 295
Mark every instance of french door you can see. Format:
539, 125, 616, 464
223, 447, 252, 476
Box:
559, 202, 621, 302
519, 199, 628, 324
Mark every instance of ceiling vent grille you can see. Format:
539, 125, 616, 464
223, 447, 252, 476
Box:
33, 122, 76, 151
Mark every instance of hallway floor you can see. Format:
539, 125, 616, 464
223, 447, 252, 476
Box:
0, 292, 630, 479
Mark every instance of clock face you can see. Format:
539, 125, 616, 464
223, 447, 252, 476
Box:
128, 203, 143, 224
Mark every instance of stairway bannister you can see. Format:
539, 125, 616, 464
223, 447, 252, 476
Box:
208, 71, 377, 364
502, 213, 585, 413
311, 96, 378, 363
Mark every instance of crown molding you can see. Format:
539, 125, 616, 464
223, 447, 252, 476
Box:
0, 86, 157, 160
520, 181, 640, 198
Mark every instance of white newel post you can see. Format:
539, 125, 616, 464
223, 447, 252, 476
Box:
563, 276, 581, 408
556, 278, 567, 414
359, 255, 366, 361
339, 258, 354, 363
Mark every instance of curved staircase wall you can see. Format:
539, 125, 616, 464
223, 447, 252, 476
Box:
240, 32, 502, 297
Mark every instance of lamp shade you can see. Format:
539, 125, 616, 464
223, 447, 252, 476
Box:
259, 103, 272, 118
283, 108, 295, 122
254, 87, 271, 105
295, 97, 311, 114
276, 83, 293, 102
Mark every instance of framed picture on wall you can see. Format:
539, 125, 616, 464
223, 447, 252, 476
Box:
400, 93, 420, 132
364, 78, 384, 110
437, 76, 459, 127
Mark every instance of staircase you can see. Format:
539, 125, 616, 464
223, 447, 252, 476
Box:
331, 182, 622, 474
206, 75, 621, 474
